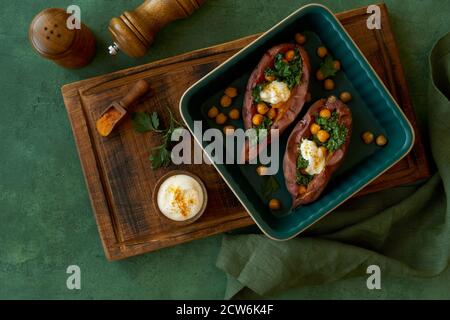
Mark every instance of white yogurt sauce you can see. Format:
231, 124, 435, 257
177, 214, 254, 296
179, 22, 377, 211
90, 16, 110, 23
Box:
259, 80, 291, 105
157, 175, 204, 221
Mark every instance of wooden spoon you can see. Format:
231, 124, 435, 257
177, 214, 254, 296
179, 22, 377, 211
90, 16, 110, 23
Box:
96, 79, 150, 137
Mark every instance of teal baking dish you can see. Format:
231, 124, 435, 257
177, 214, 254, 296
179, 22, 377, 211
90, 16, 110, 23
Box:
179, 4, 414, 240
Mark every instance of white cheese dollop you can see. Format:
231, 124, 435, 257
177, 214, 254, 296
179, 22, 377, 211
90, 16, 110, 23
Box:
300, 139, 326, 175
157, 175, 204, 221
259, 81, 291, 105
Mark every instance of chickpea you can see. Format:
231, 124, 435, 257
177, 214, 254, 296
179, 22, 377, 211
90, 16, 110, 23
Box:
256, 102, 269, 115
361, 131, 374, 144
339, 91, 352, 103
229, 108, 240, 120
269, 199, 281, 211
310, 123, 321, 135
317, 46, 328, 58
324, 79, 335, 91
319, 146, 328, 155
207, 106, 219, 119
376, 134, 388, 147
215, 113, 228, 125
252, 114, 264, 126
319, 108, 331, 119
306, 92, 312, 103
224, 87, 238, 98
333, 60, 341, 71
285, 50, 295, 62
298, 185, 307, 195
316, 69, 325, 81
317, 130, 330, 143
295, 32, 306, 45
265, 74, 276, 82
223, 125, 235, 135
267, 108, 277, 120
220, 95, 232, 108
256, 166, 268, 176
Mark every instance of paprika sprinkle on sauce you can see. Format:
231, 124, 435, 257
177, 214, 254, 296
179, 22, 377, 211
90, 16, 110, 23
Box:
156, 174, 205, 221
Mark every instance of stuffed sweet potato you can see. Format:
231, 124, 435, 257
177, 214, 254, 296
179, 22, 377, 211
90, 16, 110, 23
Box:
283, 96, 352, 208
241, 43, 311, 162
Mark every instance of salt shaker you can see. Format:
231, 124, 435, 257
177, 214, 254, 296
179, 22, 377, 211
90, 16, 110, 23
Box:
29, 8, 96, 69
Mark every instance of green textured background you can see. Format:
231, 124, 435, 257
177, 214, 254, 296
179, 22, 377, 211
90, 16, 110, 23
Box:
0, 0, 448, 299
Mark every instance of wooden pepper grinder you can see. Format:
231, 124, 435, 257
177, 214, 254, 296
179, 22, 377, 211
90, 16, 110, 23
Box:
29, 8, 96, 69
108, 0, 206, 58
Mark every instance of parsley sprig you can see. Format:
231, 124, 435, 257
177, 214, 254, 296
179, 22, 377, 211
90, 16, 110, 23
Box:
132, 108, 184, 170
319, 56, 338, 79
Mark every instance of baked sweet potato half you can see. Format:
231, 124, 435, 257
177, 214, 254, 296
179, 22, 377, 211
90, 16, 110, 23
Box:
241, 43, 311, 162
283, 96, 352, 208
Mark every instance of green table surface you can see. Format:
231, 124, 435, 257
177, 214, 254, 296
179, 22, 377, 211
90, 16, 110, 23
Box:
0, 0, 448, 299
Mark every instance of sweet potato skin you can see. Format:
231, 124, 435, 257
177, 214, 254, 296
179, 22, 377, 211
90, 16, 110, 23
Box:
283, 97, 352, 208
241, 43, 311, 162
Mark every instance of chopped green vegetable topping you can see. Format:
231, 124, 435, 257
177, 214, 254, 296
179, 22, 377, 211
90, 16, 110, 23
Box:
252, 83, 265, 104
315, 110, 348, 152
296, 172, 313, 186
296, 154, 309, 170
264, 48, 303, 89
249, 117, 273, 146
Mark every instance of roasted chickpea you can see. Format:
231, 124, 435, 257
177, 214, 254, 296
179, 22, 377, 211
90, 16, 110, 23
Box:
265, 74, 276, 82
376, 134, 388, 147
310, 123, 321, 135
269, 199, 281, 210
324, 79, 335, 91
319, 108, 331, 119
316, 69, 325, 81
256, 166, 268, 176
256, 102, 269, 115
224, 87, 238, 98
207, 106, 219, 119
267, 108, 277, 120
295, 32, 306, 45
317, 46, 328, 58
229, 108, 240, 120
285, 50, 295, 62
339, 91, 352, 103
298, 185, 307, 195
252, 114, 264, 126
220, 95, 232, 108
215, 113, 228, 125
306, 92, 312, 103
223, 125, 235, 135
317, 130, 330, 143
333, 60, 341, 71
361, 131, 374, 144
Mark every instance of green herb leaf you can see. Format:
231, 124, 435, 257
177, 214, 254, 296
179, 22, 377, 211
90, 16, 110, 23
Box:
296, 155, 309, 170
320, 55, 338, 79
149, 147, 171, 170
262, 176, 280, 198
133, 108, 185, 170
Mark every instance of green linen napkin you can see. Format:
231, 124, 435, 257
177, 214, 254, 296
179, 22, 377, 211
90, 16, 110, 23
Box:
216, 33, 450, 299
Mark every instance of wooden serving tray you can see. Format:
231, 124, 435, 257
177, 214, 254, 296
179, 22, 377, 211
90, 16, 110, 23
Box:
62, 3, 431, 261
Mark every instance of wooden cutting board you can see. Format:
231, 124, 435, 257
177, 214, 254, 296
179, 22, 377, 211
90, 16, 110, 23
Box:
62, 3, 431, 261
